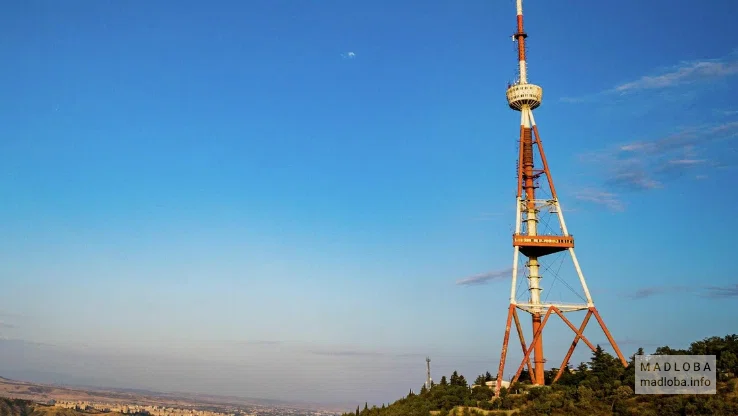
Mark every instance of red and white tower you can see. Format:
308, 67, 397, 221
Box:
494, 0, 627, 395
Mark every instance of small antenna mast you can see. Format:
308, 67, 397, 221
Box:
425, 357, 432, 389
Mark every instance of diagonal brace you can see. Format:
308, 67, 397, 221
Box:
511, 306, 554, 384
553, 309, 593, 383
512, 308, 536, 383
552, 307, 597, 351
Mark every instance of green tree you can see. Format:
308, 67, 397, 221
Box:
610, 385, 633, 412
471, 385, 493, 401
720, 351, 737, 377
588, 344, 623, 393
654, 345, 689, 355
576, 385, 595, 407
485, 372, 493, 382
440, 376, 448, 386
457, 374, 468, 388
450, 371, 460, 386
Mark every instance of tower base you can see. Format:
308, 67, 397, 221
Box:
494, 304, 626, 396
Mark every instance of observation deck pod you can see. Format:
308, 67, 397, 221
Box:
512, 234, 574, 258
506, 84, 543, 111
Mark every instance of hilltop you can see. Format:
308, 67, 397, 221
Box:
341, 334, 738, 416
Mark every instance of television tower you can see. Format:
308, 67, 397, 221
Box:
494, 0, 627, 395
425, 357, 432, 389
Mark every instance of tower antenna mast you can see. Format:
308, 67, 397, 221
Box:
514, 0, 529, 85
494, 0, 627, 396
425, 357, 432, 389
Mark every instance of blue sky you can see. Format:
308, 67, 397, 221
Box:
1, 0, 738, 408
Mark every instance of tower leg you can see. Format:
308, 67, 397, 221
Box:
531, 312, 545, 384
495, 304, 515, 396
592, 308, 627, 367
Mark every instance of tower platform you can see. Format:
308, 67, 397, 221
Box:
512, 233, 574, 257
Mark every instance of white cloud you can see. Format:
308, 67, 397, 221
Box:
627, 284, 738, 299
578, 120, 738, 195
456, 268, 511, 286
613, 59, 738, 93
561, 51, 738, 102
714, 109, 738, 117
573, 189, 625, 212
341, 51, 356, 59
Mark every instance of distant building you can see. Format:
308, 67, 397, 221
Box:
486, 380, 510, 389
471, 380, 511, 389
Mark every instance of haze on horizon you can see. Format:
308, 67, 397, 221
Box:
2, 0, 738, 407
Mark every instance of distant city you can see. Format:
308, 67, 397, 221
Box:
48, 400, 338, 416
54, 401, 237, 416
0, 376, 341, 416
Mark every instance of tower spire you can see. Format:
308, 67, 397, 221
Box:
494, 0, 627, 396
514, 0, 528, 85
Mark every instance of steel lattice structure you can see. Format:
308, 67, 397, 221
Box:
494, 0, 627, 396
